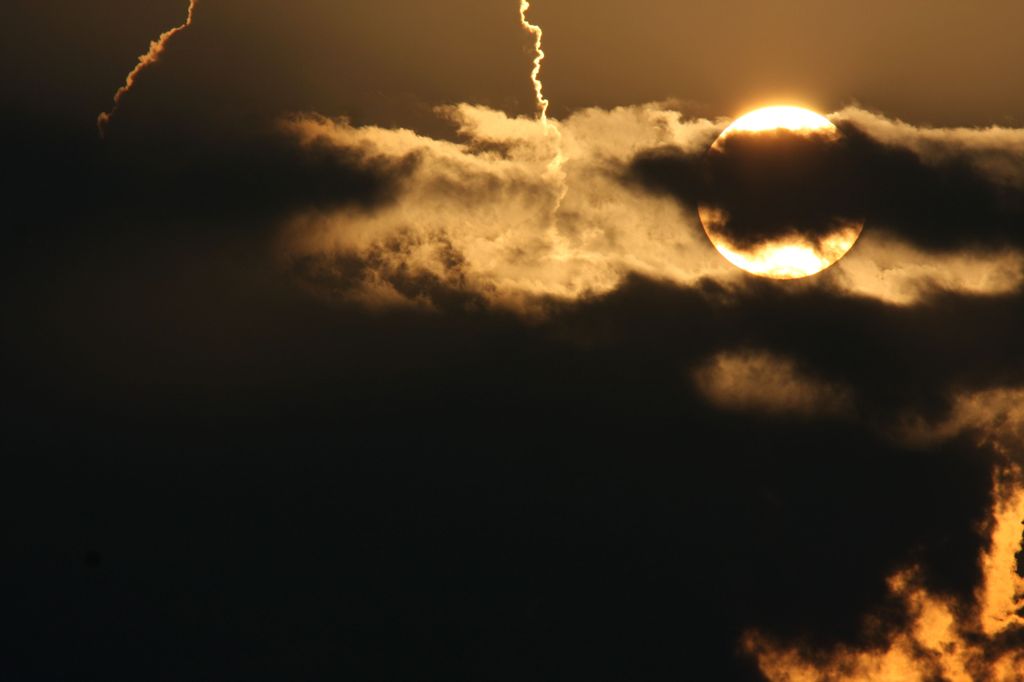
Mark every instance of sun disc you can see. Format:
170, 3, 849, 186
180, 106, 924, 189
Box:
699, 105, 862, 279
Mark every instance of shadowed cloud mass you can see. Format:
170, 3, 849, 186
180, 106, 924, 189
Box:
631, 110, 1024, 255
4, 2, 1024, 680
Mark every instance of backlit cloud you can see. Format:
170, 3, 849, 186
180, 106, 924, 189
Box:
693, 350, 853, 418
745, 467, 1024, 681
279, 104, 1024, 311
280, 104, 730, 311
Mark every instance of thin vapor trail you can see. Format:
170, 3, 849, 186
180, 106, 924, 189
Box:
97, 0, 198, 137
518, 0, 567, 212
518, 0, 551, 125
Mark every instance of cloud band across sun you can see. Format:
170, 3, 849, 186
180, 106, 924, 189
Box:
277, 104, 1024, 312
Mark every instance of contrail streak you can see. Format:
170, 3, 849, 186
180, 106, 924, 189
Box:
97, 0, 198, 138
518, 0, 551, 126
518, 0, 567, 215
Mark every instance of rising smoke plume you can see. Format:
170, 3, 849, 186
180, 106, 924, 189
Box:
97, 0, 198, 137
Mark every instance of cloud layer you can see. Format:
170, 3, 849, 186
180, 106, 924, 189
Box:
6, 84, 1024, 679
276, 104, 1024, 312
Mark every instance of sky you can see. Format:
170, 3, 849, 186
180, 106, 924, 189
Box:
4, 1, 1024, 680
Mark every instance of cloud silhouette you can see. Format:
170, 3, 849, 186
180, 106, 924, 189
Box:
5, 94, 1024, 681
631, 110, 1024, 254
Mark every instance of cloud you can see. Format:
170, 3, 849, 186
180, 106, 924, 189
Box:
7, 3, 1024, 677
745, 467, 1024, 682
901, 387, 1024, 456
6, 95, 1024, 680
740, 381, 1024, 680
105, 129, 413, 221
275, 104, 1023, 311
279, 104, 733, 311
822, 235, 1024, 305
832, 107, 1024, 187
693, 350, 853, 418
631, 111, 1024, 255
5, 114, 410, 254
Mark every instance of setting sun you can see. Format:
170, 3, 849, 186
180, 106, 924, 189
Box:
700, 105, 862, 279
717, 105, 836, 140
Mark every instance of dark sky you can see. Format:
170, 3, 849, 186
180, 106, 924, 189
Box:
3, 2, 1024, 680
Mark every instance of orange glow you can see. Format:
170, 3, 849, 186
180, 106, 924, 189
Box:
747, 578, 976, 682
746, 467, 1024, 681
97, 0, 198, 137
978, 476, 1024, 636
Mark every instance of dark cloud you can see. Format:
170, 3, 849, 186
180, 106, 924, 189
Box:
5, 112, 412, 253
101, 123, 418, 221
3, 9, 1024, 674
2, 94, 1022, 679
629, 121, 1024, 253
1, 268, 1005, 680
4, 207, 1019, 678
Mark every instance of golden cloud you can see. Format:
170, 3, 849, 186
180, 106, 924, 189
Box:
693, 350, 853, 418
277, 105, 1024, 312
